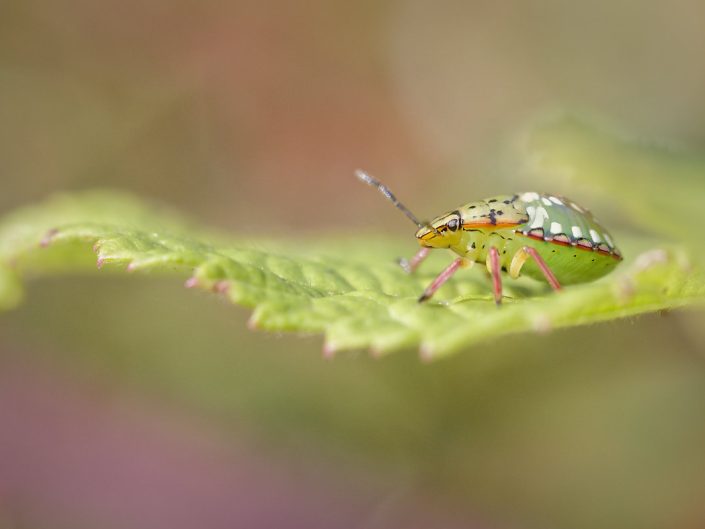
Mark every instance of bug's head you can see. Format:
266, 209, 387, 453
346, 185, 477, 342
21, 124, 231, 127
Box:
416, 210, 462, 248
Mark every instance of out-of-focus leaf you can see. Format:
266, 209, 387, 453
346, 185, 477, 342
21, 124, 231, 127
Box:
0, 191, 704, 359
0, 264, 22, 310
521, 115, 705, 245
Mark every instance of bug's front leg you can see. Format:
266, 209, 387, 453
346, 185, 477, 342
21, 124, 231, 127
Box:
418, 257, 471, 302
399, 247, 430, 274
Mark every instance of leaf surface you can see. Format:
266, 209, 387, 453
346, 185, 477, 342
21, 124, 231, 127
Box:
1, 185, 703, 359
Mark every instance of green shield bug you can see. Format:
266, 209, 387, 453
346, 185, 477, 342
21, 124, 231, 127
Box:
356, 170, 623, 305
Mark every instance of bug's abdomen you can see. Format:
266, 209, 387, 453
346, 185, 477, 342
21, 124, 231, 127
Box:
509, 235, 619, 284
453, 228, 619, 285
510, 192, 622, 285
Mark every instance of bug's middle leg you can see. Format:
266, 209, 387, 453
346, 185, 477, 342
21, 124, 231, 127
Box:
486, 246, 503, 305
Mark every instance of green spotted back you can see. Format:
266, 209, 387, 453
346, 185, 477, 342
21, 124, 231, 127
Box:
514, 192, 621, 259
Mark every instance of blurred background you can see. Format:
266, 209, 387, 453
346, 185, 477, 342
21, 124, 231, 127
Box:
2, 1, 705, 528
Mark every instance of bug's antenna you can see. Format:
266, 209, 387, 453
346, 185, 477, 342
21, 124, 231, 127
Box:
355, 169, 440, 235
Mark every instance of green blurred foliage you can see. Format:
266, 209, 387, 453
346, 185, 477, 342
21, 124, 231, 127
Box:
520, 116, 705, 248
2, 0, 705, 528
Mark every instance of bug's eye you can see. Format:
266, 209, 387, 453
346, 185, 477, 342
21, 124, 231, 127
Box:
447, 217, 460, 232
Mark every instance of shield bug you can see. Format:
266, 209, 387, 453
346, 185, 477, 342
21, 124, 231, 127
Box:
356, 170, 623, 305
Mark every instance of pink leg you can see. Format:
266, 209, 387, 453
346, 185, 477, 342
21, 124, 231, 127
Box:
399, 247, 430, 274
524, 246, 562, 291
488, 247, 503, 305
418, 257, 464, 302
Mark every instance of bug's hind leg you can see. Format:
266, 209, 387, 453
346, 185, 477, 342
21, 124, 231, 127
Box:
399, 247, 430, 274
418, 257, 470, 302
487, 247, 503, 305
525, 247, 561, 291
510, 246, 562, 291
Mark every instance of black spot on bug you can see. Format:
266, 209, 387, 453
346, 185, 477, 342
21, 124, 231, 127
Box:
471, 242, 476, 249
496, 210, 504, 215
488, 209, 498, 225
503, 199, 511, 204
573, 254, 577, 258
488, 199, 497, 203
469, 205, 476, 209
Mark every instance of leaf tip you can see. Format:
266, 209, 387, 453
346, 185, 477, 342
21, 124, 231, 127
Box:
614, 248, 672, 303
39, 228, 59, 248
532, 313, 553, 334
247, 315, 259, 331
419, 343, 435, 362
369, 347, 384, 359
184, 276, 199, 289
322, 342, 337, 359
633, 249, 669, 273
212, 280, 230, 294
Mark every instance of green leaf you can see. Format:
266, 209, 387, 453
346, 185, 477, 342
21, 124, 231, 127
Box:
1, 187, 704, 359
